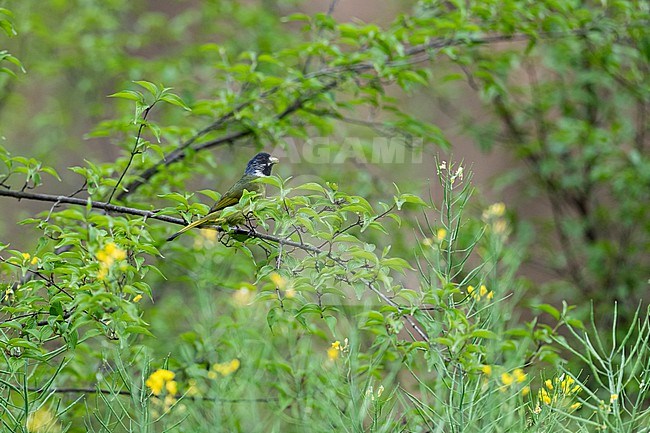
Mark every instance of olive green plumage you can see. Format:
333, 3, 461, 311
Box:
167, 153, 278, 241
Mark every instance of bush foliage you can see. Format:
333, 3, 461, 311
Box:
0, 1, 648, 432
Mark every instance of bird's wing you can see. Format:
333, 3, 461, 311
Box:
208, 194, 241, 213
167, 175, 263, 241
208, 175, 262, 213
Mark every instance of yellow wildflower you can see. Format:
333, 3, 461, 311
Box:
26, 408, 61, 433
545, 379, 554, 390
232, 287, 253, 306
145, 369, 175, 396
97, 267, 108, 281
610, 393, 618, 403
479, 285, 488, 297
570, 402, 582, 411
270, 272, 286, 289
165, 380, 178, 395
327, 346, 340, 361
96, 242, 127, 280
487, 291, 494, 300
533, 405, 541, 414
522, 386, 530, 397
207, 371, 218, 380
501, 372, 514, 386
467, 285, 475, 295
22, 252, 31, 261
436, 228, 447, 241
481, 365, 492, 376
540, 388, 552, 405
103, 242, 126, 260
133, 294, 143, 303
213, 359, 240, 376
513, 368, 526, 383
186, 379, 200, 397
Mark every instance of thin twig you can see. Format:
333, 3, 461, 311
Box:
106, 105, 154, 204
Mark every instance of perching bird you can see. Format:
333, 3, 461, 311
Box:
167, 152, 279, 241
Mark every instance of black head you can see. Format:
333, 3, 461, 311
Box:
244, 152, 279, 176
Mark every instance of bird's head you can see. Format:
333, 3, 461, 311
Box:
245, 152, 279, 177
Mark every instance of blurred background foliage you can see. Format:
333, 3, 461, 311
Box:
0, 0, 649, 431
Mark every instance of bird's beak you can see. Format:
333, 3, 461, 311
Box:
269, 156, 279, 164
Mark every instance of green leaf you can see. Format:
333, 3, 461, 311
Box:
160, 93, 192, 111
470, 329, 497, 339
134, 80, 160, 97
534, 304, 561, 320
399, 193, 428, 207
108, 90, 144, 102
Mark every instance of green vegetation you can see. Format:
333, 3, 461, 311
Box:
0, 1, 648, 431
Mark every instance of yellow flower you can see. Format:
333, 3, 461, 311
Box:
22, 252, 31, 261
186, 379, 200, 397
540, 388, 552, 405
327, 346, 340, 361
436, 228, 447, 241
533, 405, 541, 414
610, 393, 618, 403
270, 272, 286, 289
145, 369, 176, 396
545, 379, 554, 390
326, 339, 349, 361
30, 256, 39, 265
232, 287, 253, 306
467, 285, 475, 295
570, 402, 582, 411
560, 375, 575, 393
213, 359, 240, 376
97, 267, 108, 281
501, 372, 514, 386
490, 203, 506, 217
96, 242, 127, 280
487, 291, 494, 300
133, 294, 143, 303
165, 380, 178, 395
513, 368, 526, 383
479, 285, 488, 297
481, 365, 492, 376
522, 386, 530, 397
26, 408, 61, 433
208, 371, 218, 380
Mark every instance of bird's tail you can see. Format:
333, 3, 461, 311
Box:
166, 218, 207, 242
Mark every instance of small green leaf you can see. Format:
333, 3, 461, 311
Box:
134, 80, 160, 97
160, 93, 192, 111
534, 304, 561, 320
108, 90, 144, 102
470, 329, 497, 339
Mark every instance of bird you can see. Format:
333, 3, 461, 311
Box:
166, 152, 279, 241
